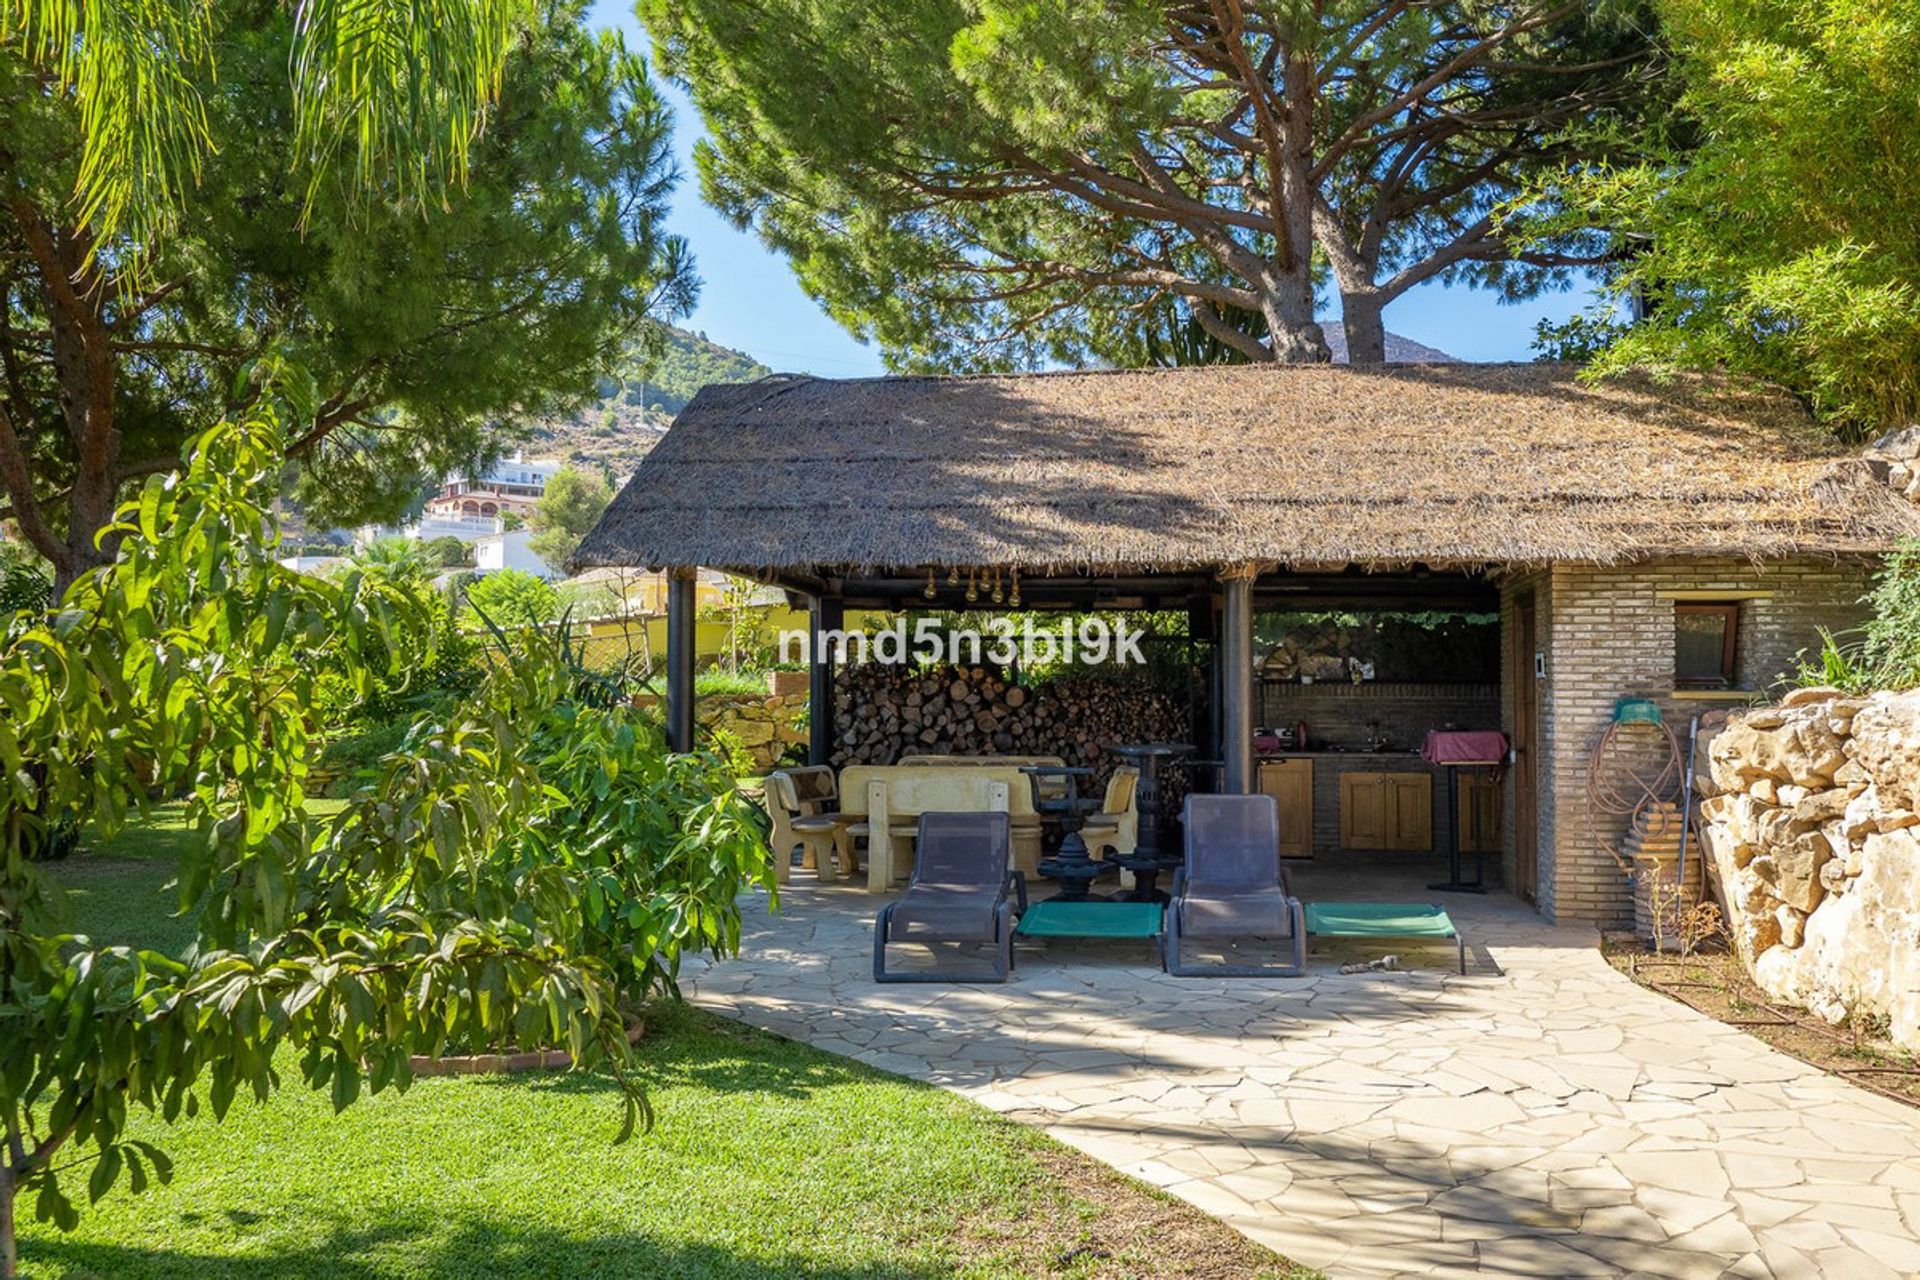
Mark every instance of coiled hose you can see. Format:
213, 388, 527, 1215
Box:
1585, 717, 1684, 876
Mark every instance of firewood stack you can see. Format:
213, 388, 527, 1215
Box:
1627, 800, 1703, 950
832, 663, 1188, 779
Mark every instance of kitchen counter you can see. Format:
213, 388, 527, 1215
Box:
1257, 750, 1492, 856
1256, 748, 1421, 759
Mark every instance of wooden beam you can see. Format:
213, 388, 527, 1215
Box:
808, 594, 843, 766
666, 568, 696, 752
1220, 572, 1255, 794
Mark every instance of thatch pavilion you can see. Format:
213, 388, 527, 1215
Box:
575, 362, 1920, 923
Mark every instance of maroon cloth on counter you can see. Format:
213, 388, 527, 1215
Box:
1421, 730, 1510, 768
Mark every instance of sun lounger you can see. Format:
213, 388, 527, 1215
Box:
1163, 794, 1306, 977
873, 811, 1027, 983
1304, 902, 1466, 974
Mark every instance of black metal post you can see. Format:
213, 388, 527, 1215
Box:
1220, 572, 1254, 794
808, 594, 842, 767
665, 568, 695, 752
1430, 763, 1489, 894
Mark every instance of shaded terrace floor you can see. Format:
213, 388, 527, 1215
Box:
682, 858, 1920, 1279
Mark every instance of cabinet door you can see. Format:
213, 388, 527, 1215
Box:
1260, 760, 1314, 858
1387, 773, 1433, 851
1339, 773, 1389, 849
1457, 772, 1503, 853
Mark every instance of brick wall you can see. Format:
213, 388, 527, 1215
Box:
1258, 681, 1499, 750
1527, 556, 1873, 925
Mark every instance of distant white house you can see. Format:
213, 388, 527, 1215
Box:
409, 512, 505, 540
277, 554, 349, 575
424, 453, 561, 522
473, 528, 556, 580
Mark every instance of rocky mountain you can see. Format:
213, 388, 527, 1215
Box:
523, 326, 771, 475
1324, 328, 1456, 363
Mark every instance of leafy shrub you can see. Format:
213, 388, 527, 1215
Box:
1, 560, 52, 618
1791, 539, 1920, 691
1860, 539, 1920, 688
465, 568, 559, 628
316, 717, 425, 795
317, 587, 481, 731
423, 535, 474, 568
701, 725, 759, 780
522, 705, 770, 1000
3, 380, 672, 1245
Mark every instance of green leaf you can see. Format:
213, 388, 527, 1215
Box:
88, 1145, 124, 1203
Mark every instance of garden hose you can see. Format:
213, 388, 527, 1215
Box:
1584, 715, 1684, 876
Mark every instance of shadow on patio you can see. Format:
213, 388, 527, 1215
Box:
683, 873, 1920, 1279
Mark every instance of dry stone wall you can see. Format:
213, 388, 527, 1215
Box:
634, 670, 810, 772
1698, 688, 1920, 1049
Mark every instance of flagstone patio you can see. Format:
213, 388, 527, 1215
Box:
682, 863, 1920, 1279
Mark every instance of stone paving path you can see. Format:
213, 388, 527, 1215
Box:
683, 874, 1920, 1279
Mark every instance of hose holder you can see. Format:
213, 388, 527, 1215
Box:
1613, 697, 1663, 726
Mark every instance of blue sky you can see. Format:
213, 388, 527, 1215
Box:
588, 1, 1599, 375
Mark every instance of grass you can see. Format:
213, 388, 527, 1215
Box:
694, 668, 774, 697
20, 808, 1310, 1280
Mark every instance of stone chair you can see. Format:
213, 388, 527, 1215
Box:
764, 768, 850, 882
1079, 765, 1141, 862
841, 765, 1041, 891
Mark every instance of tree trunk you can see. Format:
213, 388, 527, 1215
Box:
1341, 291, 1387, 364
1265, 44, 1330, 364
1, 1158, 16, 1280
52, 462, 118, 595
2, 195, 122, 596
1263, 297, 1330, 362
1260, 267, 1329, 363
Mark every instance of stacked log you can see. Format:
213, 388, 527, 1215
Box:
832, 663, 1188, 777
1626, 801, 1702, 950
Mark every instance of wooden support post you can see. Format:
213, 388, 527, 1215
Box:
666, 567, 696, 752
1219, 569, 1255, 794
808, 594, 843, 767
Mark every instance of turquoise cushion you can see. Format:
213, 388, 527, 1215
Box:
1305, 902, 1456, 939
1016, 901, 1163, 939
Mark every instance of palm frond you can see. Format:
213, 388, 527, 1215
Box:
288, 0, 528, 224
0, 0, 531, 256
0, 0, 213, 257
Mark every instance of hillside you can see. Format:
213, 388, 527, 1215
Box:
524, 326, 771, 475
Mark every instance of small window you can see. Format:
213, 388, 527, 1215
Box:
1675, 603, 1740, 689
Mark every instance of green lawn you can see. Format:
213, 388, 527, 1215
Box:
20, 809, 1307, 1280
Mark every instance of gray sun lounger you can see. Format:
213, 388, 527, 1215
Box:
873, 811, 1028, 983
1163, 794, 1307, 977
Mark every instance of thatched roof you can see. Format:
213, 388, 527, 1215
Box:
575, 362, 1920, 577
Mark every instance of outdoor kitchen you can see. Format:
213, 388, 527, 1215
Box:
1251, 612, 1505, 867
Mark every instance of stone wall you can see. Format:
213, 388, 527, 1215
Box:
832, 662, 1189, 777
1698, 689, 1920, 1050
1531, 558, 1873, 925
634, 671, 810, 772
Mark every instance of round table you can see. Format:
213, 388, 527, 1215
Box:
1020, 765, 1114, 901
1107, 741, 1196, 902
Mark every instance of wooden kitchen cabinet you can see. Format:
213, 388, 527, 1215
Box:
1258, 759, 1313, 858
1338, 771, 1433, 852
1457, 771, 1503, 854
